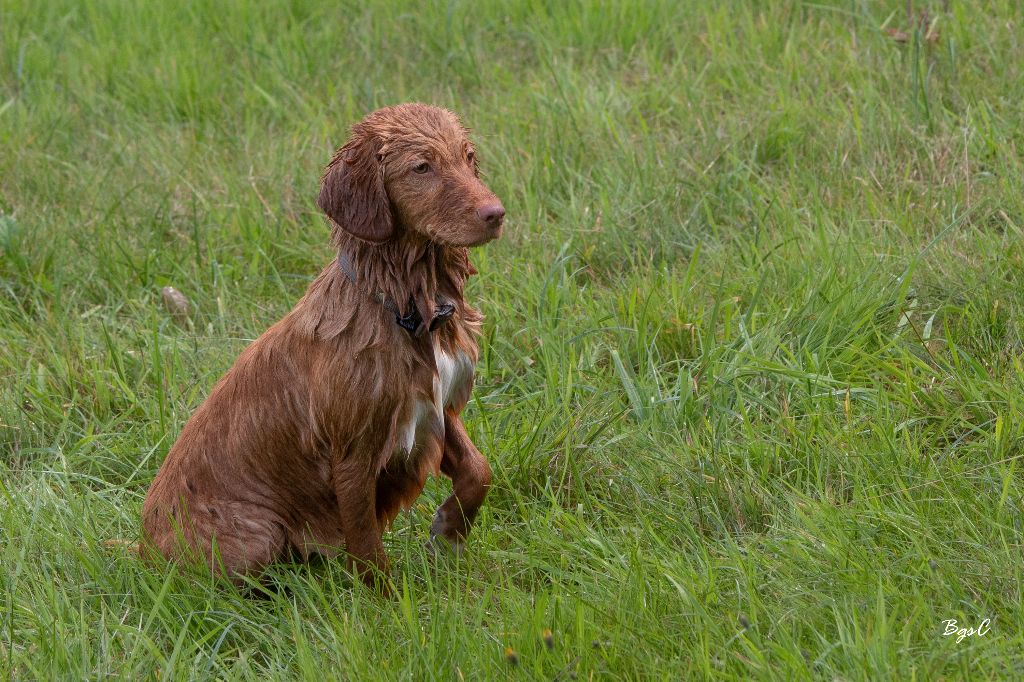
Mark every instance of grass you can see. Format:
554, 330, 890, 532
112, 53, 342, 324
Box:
1, 0, 1023, 678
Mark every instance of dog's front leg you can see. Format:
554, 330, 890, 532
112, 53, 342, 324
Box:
332, 459, 389, 590
430, 412, 492, 553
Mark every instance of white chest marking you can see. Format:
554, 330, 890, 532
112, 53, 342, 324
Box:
397, 346, 475, 455
434, 346, 473, 412
399, 401, 428, 455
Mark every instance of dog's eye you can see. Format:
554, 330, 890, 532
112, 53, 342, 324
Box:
467, 150, 475, 164
413, 162, 430, 174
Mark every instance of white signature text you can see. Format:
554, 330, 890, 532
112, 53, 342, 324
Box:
941, 619, 991, 643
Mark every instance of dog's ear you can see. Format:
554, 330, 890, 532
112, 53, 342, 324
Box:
318, 129, 395, 243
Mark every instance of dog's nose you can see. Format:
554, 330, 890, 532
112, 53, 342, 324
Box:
477, 202, 505, 228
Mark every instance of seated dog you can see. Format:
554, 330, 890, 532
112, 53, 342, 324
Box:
141, 103, 504, 587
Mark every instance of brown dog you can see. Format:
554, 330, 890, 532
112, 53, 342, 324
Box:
141, 103, 504, 587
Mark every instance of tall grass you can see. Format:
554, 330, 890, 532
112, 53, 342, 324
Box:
2, 0, 1023, 678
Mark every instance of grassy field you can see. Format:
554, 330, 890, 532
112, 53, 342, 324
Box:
2, 0, 1023, 678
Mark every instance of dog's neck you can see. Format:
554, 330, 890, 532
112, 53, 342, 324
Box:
333, 230, 474, 330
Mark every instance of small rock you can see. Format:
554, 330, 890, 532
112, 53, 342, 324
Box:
161, 286, 191, 325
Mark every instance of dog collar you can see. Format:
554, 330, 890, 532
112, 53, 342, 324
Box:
338, 253, 455, 337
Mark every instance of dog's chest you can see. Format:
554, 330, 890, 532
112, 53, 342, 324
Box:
397, 343, 475, 455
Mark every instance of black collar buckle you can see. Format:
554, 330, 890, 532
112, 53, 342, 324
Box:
394, 298, 456, 336
429, 303, 456, 331
339, 253, 456, 337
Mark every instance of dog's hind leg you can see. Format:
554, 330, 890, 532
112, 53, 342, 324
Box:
142, 495, 288, 583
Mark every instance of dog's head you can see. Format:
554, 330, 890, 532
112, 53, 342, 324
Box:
318, 103, 504, 248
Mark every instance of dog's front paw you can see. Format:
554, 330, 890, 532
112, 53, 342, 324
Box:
426, 532, 465, 558
427, 508, 465, 557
